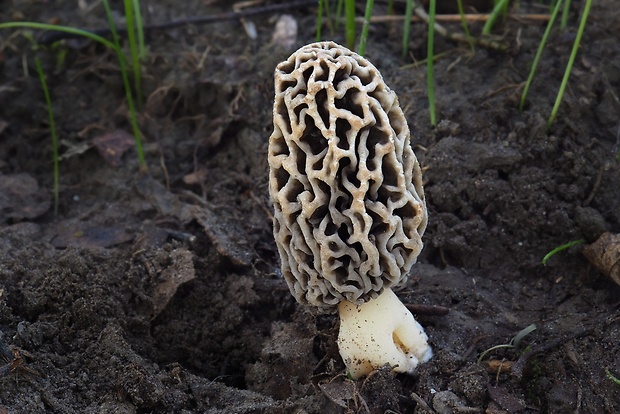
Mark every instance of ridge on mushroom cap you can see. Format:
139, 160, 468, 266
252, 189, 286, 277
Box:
268, 41, 427, 310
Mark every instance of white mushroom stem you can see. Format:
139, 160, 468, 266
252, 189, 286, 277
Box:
337, 288, 432, 379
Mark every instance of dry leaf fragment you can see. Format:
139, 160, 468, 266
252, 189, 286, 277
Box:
0, 173, 51, 222
92, 130, 135, 167
318, 376, 358, 409
486, 359, 516, 374
581, 232, 620, 286
149, 249, 196, 319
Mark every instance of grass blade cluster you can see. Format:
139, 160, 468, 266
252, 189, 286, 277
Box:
521, 0, 596, 137
102, 0, 145, 169
477, 323, 537, 364
316, 0, 324, 41
0, 2, 147, 170
519, 0, 564, 111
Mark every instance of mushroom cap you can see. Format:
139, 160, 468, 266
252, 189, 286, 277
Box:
268, 41, 427, 310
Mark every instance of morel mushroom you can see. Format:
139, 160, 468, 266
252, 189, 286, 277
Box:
268, 41, 431, 379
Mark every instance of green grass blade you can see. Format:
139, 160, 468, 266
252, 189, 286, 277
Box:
316, 0, 324, 41
34, 57, 59, 217
482, 0, 509, 35
0, 22, 116, 50
123, 0, 142, 103
477, 343, 514, 364
358, 0, 374, 56
606, 368, 620, 386
401, 0, 413, 59
456, 0, 474, 51
335, 0, 344, 31
427, 0, 437, 126
103, 0, 146, 170
548, 0, 592, 128
542, 239, 585, 265
561, 0, 571, 30
519, 0, 564, 111
131, 0, 146, 60
344, 0, 356, 50
512, 323, 537, 348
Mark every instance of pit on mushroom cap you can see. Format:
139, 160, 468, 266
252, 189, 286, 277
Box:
268, 41, 431, 378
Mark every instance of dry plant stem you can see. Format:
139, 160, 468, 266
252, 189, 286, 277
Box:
37, 0, 315, 44
405, 303, 450, 316
409, 2, 508, 52
410, 392, 435, 413
365, 13, 552, 23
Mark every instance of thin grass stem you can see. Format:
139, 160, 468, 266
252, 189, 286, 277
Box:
123, 0, 142, 104
132, 0, 146, 60
401, 0, 413, 59
456, 0, 474, 51
561, 0, 571, 30
344, 0, 356, 50
427, 0, 437, 126
34, 57, 59, 216
548, 0, 591, 128
317, 0, 324, 41
0, 22, 116, 50
482, 0, 509, 35
0, 20, 146, 169
335, 0, 344, 31
358, 0, 374, 56
519, 0, 564, 111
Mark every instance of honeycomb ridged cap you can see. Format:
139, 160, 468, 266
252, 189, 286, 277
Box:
268, 41, 427, 310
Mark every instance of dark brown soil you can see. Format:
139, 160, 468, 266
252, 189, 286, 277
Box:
1, 1, 619, 413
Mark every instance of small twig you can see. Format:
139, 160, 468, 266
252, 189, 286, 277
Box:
583, 163, 607, 206
37, 0, 315, 44
410, 392, 436, 414
364, 13, 552, 24
406, 1, 509, 51
405, 303, 450, 316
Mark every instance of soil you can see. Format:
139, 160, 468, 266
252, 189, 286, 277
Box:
0, 1, 619, 413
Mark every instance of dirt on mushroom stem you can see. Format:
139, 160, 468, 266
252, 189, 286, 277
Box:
0, 0, 619, 413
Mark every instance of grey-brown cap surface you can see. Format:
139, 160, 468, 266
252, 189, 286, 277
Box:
268, 41, 427, 310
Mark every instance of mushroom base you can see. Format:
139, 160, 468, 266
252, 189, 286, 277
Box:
337, 288, 432, 379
